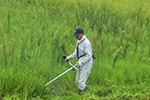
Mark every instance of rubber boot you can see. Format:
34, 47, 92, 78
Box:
78, 88, 86, 95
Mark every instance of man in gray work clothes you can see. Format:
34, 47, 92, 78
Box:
65, 28, 93, 94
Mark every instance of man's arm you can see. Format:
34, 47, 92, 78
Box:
66, 46, 77, 60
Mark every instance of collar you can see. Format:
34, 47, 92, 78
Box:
78, 35, 86, 44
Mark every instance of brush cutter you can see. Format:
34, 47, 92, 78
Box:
45, 61, 77, 87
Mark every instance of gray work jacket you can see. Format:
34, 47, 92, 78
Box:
67, 35, 93, 68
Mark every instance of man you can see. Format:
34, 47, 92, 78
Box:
64, 28, 93, 94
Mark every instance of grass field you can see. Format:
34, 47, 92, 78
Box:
0, 0, 150, 99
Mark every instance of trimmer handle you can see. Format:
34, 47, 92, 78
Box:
63, 55, 67, 59
63, 55, 68, 62
63, 55, 77, 70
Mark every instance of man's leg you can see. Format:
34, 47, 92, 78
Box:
76, 67, 90, 94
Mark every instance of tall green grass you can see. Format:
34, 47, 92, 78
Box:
0, 0, 150, 99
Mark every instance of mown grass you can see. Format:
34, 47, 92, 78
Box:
0, 0, 150, 99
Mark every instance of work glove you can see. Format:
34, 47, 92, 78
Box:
63, 55, 69, 62
76, 61, 81, 68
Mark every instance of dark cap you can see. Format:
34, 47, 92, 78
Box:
72, 28, 84, 37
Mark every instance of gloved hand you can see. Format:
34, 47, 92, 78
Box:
63, 55, 69, 62
76, 61, 81, 68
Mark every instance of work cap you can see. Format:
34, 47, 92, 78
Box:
72, 28, 84, 37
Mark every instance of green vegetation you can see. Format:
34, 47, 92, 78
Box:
0, 0, 150, 99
